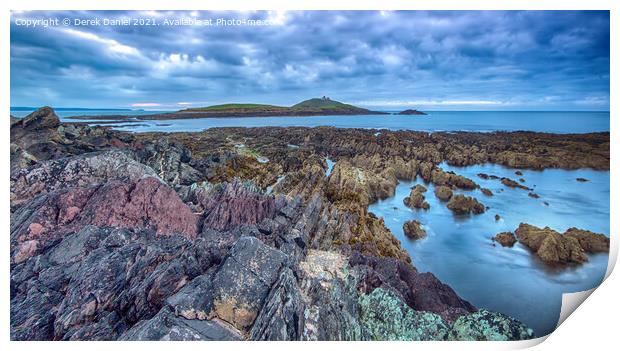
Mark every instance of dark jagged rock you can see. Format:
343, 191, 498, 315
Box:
576, 177, 589, 182
403, 220, 426, 240
200, 179, 278, 231
495, 214, 501, 221
528, 192, 540, 199
446, 194, 485, 215
134, 138, 202, 186
492, 232, 517, 247
19, 106, 60, 131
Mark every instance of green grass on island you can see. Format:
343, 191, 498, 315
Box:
182, 97, 371, 114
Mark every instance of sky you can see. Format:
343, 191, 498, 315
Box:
10, 10, 610, 111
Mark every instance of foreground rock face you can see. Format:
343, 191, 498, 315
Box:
447, 309, 534, 341
9, 107, 548, 341
403, 220, 426, 240
446, 194, 485, 215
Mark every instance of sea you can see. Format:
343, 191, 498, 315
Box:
9, 109, 610, 134
10, 108, 610, 337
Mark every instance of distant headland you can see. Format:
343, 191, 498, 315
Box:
64, 97, 425, 121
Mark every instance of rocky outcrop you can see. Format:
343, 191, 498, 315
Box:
403, 220, 426, 240
19, 106, 61, 130
501, 177, 532, 191
134, 138, 202, 186
492, 232, 516, 247
403, 186, 430, 210
564, 228, 610, 253
514, 224, 587, 265
199, 179, 277, 231
10, 177, 198, 264
447, 309, 534, 341
434, 186, 453, 201
10, 150, 159, 209
446, 195, 485, 215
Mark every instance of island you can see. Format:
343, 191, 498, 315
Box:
396, 109, 427, 115
67, 96, 388, 121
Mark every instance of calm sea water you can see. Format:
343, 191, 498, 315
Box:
10, 110, 610, 134
368, 163, 610, 337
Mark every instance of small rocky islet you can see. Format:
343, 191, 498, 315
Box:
10, 107, 610, 341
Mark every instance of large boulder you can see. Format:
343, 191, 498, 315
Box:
564, 228, 609, 253
403, 186, 430, 209
10, 150, 159, 208
515, 223, 587, 264
19, 106, 60, 131
492, 232, 517, 247
403, 220, 426, 240
446, 194, 485, 215
11, 177, 198, 263
434, 185, 453, 201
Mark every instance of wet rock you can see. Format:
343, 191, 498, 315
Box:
446, 194, 485, 215
359, 288, 449, 340
500, 177, 532, 191
403, 186, 430, 210
515, 171, 523, 176
447, 309, 534, 341
576, 177, 589, 182
494, 214, 501, 221
515, 223, 587, 265
492, 232, 516, 247
403, 220, 426, 240
564, 228, 609, 253
434, 185, 453, 201
528, 192, 540, 199
480, 188, 493, 197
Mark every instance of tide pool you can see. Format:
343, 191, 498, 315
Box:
368, 163, 609, 337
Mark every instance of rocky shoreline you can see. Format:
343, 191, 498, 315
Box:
10, 107, 610, 341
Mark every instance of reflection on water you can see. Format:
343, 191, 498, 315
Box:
368, 162, 609, 337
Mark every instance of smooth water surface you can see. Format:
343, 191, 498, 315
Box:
11, 110, 609, 134
368, 163, 609, 336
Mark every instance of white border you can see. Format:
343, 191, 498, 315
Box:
2, 1, 617, 350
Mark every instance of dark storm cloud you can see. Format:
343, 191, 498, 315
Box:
10, 10, 609, 110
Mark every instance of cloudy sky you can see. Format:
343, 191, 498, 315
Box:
10, 10, 609, 111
